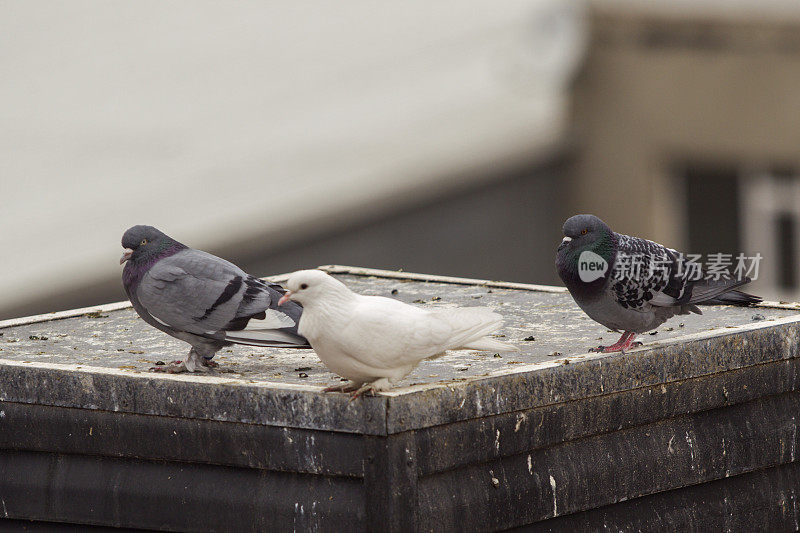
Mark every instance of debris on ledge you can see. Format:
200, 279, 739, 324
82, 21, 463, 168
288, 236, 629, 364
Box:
1, 266, 798, 531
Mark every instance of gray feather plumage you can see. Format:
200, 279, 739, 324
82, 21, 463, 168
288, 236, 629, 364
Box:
140, 250, 262, 335
121, 226, 309, 366
556, 214, 761, 335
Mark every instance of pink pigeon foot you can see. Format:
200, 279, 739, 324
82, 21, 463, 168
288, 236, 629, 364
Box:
323, 381, 360, 393
590, 331, 640, 353
149, 361, 188, 373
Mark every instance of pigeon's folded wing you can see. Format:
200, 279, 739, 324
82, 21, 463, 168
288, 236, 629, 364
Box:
610, 235, 687, 310
136, 250, 293, 337
612, 234, 757, 310
431, 307, 516, 352
337, 297, 512, 368
335, 297, 454, 368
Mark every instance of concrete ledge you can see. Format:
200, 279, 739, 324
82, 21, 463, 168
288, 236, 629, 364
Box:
0, 266, 798, 530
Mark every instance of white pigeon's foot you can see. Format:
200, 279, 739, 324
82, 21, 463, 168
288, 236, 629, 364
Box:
201, 358, 219, 368
323, 381, 361, 393
349, 378, 392, 400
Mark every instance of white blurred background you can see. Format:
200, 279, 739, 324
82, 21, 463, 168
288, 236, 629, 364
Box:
5, 0, 800, 318
1, 0, 584, 318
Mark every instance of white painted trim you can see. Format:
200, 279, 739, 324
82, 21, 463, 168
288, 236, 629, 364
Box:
316, 265, 569, 293
0, 301, 133, 329
2, 264, 794, 334
0, 266, 566, 329
0, 357, 324, 392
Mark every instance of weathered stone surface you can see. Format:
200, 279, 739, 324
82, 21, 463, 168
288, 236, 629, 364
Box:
0, 266, 797, 435
1, 266, 799, 531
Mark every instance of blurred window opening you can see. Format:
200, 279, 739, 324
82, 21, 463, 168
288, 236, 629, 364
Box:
775, 213, 797, 290
682, 162, 800, 299
740, 167, 800, 300
683, 162, 741, 256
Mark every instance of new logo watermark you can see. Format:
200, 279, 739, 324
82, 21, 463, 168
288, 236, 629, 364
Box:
578, 251, 609, 282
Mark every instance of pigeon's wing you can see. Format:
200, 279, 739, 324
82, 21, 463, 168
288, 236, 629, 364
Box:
334, 296, 456, 368
222, 276, 309, 347
612, 234, 760, 311
136, 250, 298, 340
429, 307, 517, 352
336, 296, 512, 369
610, 234, 690, 310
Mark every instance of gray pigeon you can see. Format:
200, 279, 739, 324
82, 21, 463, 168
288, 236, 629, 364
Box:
120, 225, 309, 372
555, 214, 761, 352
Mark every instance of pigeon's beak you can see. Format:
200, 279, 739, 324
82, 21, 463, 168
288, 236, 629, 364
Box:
120, 249, 133, 265
557, 236, 572, 251
277, 291, 293, 306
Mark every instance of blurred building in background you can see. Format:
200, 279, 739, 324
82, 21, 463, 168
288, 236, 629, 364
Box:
572, 0, 800, 301
3, 0, 800, 319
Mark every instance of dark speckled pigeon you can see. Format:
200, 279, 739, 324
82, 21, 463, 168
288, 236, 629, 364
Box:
120, 225, 310, 372
555, 214, 761, 353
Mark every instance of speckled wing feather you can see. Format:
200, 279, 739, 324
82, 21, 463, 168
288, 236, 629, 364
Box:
610, 233, 756, 312
609, 234, 689, 310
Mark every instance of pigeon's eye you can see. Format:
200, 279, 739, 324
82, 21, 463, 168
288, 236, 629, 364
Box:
581, 229, 588, 235
140, 238, 148, 246
300, 283, 308, 290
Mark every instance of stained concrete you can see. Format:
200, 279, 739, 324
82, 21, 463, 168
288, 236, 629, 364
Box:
1, 269, 794, 385
3, 266, 800, 531
0, 266, 798, 435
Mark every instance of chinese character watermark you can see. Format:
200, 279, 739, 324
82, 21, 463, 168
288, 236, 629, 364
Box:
599, 252, 763, 283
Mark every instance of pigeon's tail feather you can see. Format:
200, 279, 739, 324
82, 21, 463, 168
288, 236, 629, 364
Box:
222, 308, 311, 347
691, 277, 762, 306
433, 308, 517, 352
223, 329, 311, 349
700, 289, 762, 306
462, 337, 519, 352
242, 309, 297, 330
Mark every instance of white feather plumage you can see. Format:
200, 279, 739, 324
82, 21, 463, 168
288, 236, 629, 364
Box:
282, 270, 517, 394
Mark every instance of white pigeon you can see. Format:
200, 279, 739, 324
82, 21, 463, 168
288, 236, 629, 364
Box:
278, 269, 517, 397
